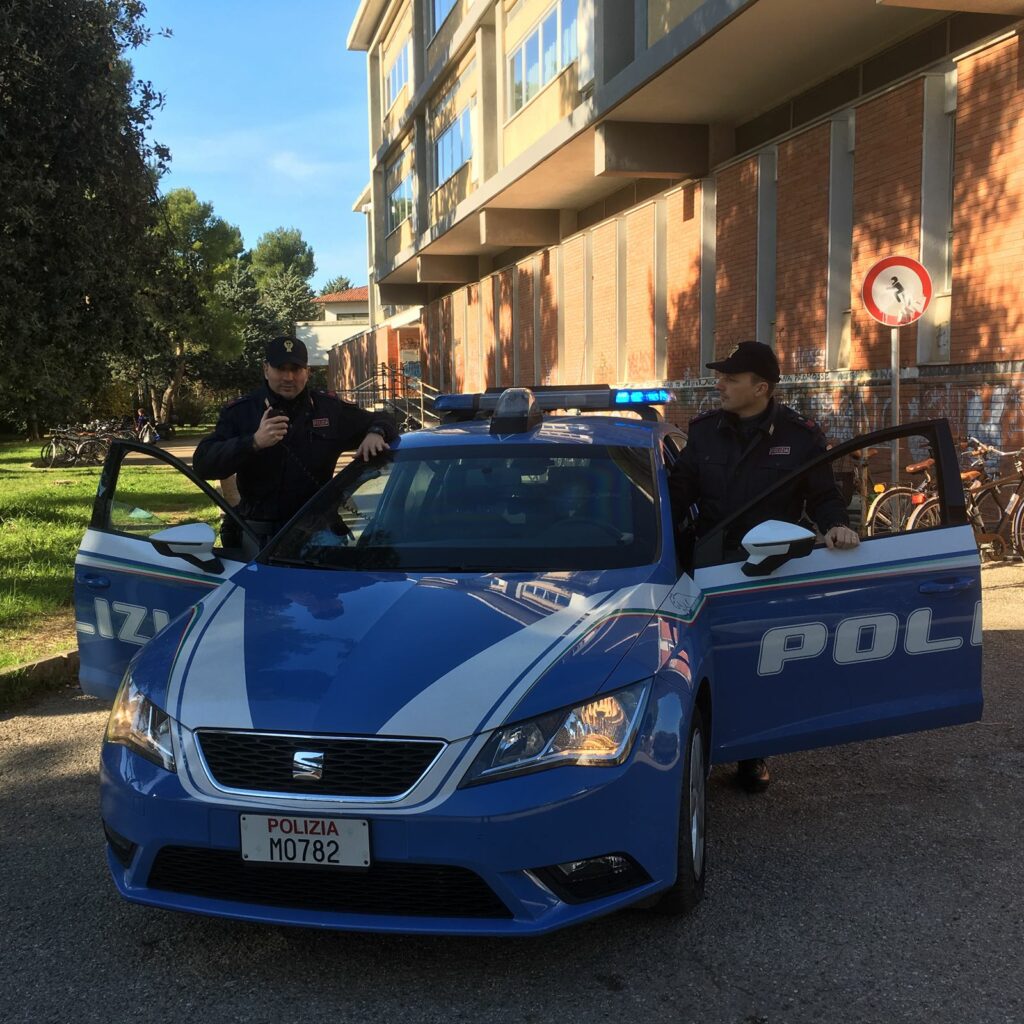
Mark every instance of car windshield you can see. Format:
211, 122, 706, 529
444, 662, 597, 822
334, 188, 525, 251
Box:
262, 443, 659, 572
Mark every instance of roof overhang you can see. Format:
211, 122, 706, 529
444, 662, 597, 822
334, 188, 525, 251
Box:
348, 0, 389, 50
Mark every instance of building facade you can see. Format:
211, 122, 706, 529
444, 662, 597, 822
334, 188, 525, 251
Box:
342, 0, 1024, 451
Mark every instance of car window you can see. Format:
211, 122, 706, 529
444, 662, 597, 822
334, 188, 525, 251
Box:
101, 457, 225, 542
691, 426, 952, 569
263, 444, 659, 572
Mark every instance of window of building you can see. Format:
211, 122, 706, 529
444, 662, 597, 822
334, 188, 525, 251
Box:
384, 40, 410, 111
431, 0, 457, 36
507, 0, 579, 117
433, 105, 474, 188
386, 166, 413, 235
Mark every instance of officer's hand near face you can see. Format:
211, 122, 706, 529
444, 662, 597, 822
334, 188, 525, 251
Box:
825, 525, 860, 550
253, 407, 290, 451
355, 431, 389, 461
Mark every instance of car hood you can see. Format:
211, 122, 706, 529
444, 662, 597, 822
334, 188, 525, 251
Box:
158, 563, 676, 740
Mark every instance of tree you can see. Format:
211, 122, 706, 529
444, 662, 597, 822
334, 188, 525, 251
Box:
250, 227, 316, 287
0, 0, 168, 435
319, 274, 353, 296
143, 188, 244, 420
260, 267, 318, 328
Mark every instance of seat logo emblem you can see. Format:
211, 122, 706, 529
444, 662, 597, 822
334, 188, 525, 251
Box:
284, 340, 294, 352
293, 751, 324, 780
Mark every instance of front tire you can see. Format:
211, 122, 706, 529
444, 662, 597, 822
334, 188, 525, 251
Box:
651, 706, 708, 916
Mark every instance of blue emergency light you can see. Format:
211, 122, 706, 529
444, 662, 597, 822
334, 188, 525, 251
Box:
435, 385, 673, 426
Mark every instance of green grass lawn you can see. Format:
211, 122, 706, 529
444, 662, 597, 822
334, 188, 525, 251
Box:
0, 437, 214, 671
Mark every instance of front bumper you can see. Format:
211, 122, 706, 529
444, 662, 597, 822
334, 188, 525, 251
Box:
99, 689, 688, 936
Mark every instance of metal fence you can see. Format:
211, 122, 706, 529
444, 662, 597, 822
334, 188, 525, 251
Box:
335, 363, 441, 433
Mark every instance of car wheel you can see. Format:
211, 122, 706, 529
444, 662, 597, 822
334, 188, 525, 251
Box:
650, 706, 708, 916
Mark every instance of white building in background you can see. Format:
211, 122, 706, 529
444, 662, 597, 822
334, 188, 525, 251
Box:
295, 286, 371, 366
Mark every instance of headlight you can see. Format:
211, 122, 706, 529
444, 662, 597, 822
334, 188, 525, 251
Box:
106, 674, 177, 772
462, 681, 650, 786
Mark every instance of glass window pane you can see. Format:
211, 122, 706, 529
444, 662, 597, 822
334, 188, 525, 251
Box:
542, 11, 558, 83
510, 52, 523, 112
561, 0, 578, 63
525, 31, 540, 101
433, 0, 457, 34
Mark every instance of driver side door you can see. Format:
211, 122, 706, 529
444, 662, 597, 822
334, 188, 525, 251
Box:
74, 440, 256, 701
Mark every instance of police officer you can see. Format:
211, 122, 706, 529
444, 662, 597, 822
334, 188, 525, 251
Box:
668, 340, 859, 792
193, 336, 397, 550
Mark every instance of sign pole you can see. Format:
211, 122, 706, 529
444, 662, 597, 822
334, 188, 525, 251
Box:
891, 326, 900, 485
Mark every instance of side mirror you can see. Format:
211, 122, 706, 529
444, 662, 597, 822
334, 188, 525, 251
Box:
740, 521, 816, 578
150, 522, 223, 574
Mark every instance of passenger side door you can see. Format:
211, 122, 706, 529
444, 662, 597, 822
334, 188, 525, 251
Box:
691, 421, 983, 764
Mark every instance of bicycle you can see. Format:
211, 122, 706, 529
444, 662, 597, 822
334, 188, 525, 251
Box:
863, 441, 989, 537
906, 438, 1024, 560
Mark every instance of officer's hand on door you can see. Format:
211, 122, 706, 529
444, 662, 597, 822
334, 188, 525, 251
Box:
825, 525, 860, 550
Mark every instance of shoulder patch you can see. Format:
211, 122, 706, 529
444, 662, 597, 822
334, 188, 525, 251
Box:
223, 395, 247, 409
315, 389, 340, 400
781, 406, 820, 432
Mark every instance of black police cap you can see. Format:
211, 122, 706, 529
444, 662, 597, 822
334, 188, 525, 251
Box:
265, 336, 308, 368
705, 340, 780, 382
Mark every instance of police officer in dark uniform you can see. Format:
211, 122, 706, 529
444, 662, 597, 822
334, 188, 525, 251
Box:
668, 340, 859, 792
193, 336, 397, 550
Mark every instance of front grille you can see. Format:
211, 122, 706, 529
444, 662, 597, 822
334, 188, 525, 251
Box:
196, 730, 444, 797
148, 847, 512, 919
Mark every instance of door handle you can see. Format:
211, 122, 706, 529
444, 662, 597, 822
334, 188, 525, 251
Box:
918, 577, 973, 594
77, 573, 110, 590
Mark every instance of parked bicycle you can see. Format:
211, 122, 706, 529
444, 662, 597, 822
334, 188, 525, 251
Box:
906, 438, 1024, 560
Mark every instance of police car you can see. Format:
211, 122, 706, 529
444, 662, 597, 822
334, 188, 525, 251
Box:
75, 386, 982, 935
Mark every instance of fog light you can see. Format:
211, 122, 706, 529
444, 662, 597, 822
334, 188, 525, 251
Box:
533, 852, 651, 903
103, 821, 138, 868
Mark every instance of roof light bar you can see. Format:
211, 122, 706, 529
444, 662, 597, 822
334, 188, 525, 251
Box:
435, 385, 673, 418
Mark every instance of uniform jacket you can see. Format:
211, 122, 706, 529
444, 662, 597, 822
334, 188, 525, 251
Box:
193, 384, 397, 526
667, 399, 849, 550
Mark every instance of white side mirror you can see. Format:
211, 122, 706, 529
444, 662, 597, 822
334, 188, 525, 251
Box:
741, 521, 816, 577
150, 522, 222, 572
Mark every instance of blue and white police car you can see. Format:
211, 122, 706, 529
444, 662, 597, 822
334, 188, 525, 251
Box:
75, 386, 983, 935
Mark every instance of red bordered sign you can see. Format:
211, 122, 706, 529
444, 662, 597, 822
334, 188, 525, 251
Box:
862, 256, 932, 327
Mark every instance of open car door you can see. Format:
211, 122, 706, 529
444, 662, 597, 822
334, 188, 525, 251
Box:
74, 440, 258, 701
689, 420, 982, 764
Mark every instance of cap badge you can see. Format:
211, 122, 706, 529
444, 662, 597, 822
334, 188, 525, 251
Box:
729, 344, 740, 357
284, 340, 294, 352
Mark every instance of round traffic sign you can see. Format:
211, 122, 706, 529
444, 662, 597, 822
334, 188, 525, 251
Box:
862, 256, 932, 327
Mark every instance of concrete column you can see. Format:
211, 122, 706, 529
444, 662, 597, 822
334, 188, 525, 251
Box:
756, 146, 777, 347
413, 113, 429, 245
476, 23, 498, 181
826, 111, 855, 371
367, 51, 383, 158
699, 178, 717, 365
371, 167, 387, 276
411, 0, 426, 91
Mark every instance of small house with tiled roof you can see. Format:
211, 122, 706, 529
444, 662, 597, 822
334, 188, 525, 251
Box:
295, 285, 371, 366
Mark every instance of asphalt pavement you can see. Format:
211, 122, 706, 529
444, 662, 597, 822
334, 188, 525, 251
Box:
1, 566, 1022, 1024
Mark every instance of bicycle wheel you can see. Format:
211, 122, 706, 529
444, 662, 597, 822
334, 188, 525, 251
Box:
970, 483, 1012, 561
76, 438, 108, 465
906, 496, 942, 531
864, 486, 917, 537
40, 440, 59, 468
1010, 493, 1024, 558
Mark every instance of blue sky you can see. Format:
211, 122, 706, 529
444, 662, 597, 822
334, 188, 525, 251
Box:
131, 0, 368, 291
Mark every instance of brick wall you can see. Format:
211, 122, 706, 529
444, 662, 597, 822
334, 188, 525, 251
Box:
851, 79, 924, 371
516, 258, 536, 386
714, 157, 759, 356
591, 220, 618, 383
561, 234, 587, 384
465, 283, 482, 393
538, 249, 559, 384
665, 183, 702, 381
497, 269, 514, 386
950, 35, 1024, 364
481, 276, 497, 388
625, 203, 656, 381
775, 123, 831, 375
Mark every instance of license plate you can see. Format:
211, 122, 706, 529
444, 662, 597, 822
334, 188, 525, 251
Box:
239, 814, 370, 867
